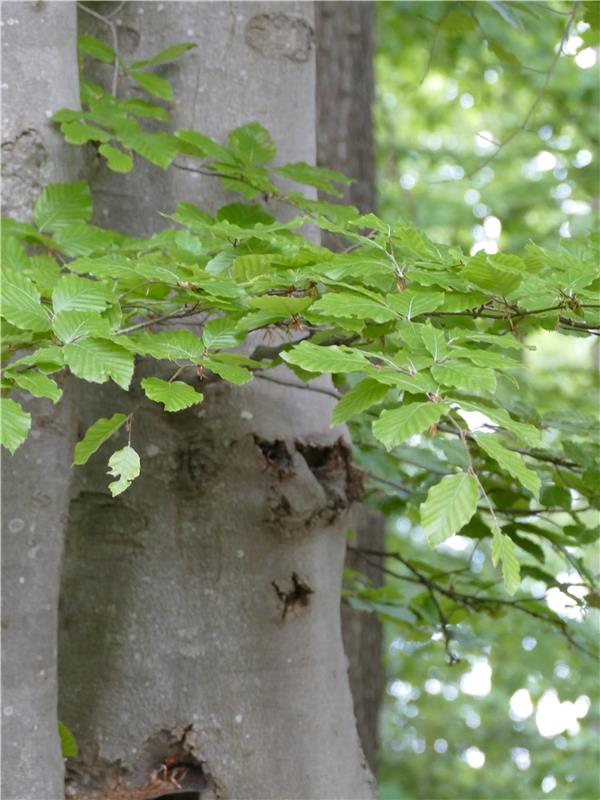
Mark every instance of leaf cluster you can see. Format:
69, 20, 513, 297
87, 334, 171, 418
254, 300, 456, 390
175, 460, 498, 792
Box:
2, 34, 598, 614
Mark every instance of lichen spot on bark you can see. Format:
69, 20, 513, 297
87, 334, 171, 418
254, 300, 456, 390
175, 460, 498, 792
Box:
1, 128, 47, 219
244, 14, 314, 62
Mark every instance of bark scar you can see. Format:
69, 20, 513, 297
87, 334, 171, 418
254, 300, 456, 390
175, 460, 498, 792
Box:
244, 14, 314, 62
272, 572, 314, 620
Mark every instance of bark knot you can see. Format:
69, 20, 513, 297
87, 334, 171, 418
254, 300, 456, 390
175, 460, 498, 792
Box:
254, 435, 364, 534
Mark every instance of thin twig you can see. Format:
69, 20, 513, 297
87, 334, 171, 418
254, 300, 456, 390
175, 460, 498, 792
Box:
364, 470, 411, 496
116, 305, 201, 336
461, 2, 579, 181
351, 548, 598, 659
76, 2, 122, 97
172, 161, 241, 181
254, 372, 340, 400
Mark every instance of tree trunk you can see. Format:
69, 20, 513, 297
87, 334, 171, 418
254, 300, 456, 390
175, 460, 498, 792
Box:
315, 1, 383, 777
58, 3, 375, 798
316, 1, 375, 216
1, 3, 80, 798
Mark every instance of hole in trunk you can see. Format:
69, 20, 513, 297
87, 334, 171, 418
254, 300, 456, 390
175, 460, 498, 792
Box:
295, 438, 364, 510
254, 436, 294, 477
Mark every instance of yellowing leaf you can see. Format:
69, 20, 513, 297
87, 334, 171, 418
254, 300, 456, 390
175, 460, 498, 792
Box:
107, 446, 140, 496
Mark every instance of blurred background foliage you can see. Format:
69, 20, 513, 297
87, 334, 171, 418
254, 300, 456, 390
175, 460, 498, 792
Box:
375, 0, 598, 250
366, 2, 599, 798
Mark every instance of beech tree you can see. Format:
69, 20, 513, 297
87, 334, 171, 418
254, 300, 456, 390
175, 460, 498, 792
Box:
2, 3, 598, 800
2, 3, 374, 799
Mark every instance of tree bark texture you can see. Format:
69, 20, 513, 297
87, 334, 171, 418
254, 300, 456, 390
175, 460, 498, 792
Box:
316, 1, 383, 777
58, 4, 375, 799
1, 3, 80, 799
340, 505, 384, 778
316, 1, 375, 216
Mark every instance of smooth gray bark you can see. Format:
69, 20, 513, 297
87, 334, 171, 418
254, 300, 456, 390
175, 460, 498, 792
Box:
59, 4, 375, 798
1, 3, 80, 799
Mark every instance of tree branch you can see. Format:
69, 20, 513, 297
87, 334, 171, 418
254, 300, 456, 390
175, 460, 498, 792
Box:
351, 547, 598, 659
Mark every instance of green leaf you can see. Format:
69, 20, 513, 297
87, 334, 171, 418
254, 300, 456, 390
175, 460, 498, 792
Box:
488, 38, 521, 65
25, 255, 62, 292
462, 253, 521, 296
119, 129, 179, 169
33, 182, 92, 232
228, 122, 276, 165
421, 472, 480, 546
61, 121, 112, 144
247, 296, 312, 316
331, 379, 389, 425
372, 402, 449, 450
141, 377, 204, 412
51, 223, 121, 257
52, 310, 112, 344
63, 338, 134, 389
98, 144, 133, 173
129, 70, 173, 101
310, 292, 396, 323
460, 402, 541, 446
175, 130, 235, 162
431, 363, 497, 393
205, 251, 235, 275
386, 289, 444, 319
58, 721, 78, 758
129, 330, 204, 361
2, 235, 28, 269
365, 368, 436, 395
107, 445, 140, 496
491, 527, 521, 595
78, 34, 115, 63
393, 225, 437, 257
419, 324, 448, 361
0, 268, 51, 332
1, 398, 31, 454
119, 98, 169, 120
440, 9, 477, 34
275, 161, 352, 195
540, 485, 572, 509
73, 413, 128, 465
475, 433, 541, 499
11, 371, 62, 403
7, 346, 64, 373
52, 275, 116, 313
450, 346, 516, 369
281, 341, 371, 373
201, 318, 240, 351
439, 291, 489, 312
131, 42, 196, 68
204, 355, 253, 385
